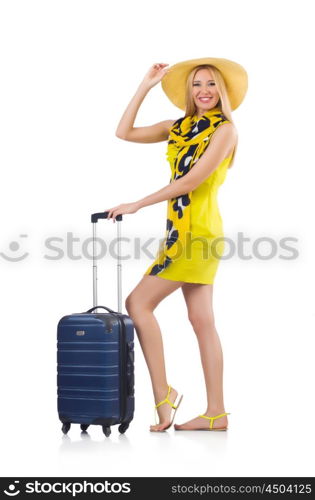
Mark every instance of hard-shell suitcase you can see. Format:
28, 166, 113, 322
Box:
57, 212, 135, 437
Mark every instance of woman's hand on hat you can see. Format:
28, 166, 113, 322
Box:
141, 63, 170, 89
104, 201, 141, 222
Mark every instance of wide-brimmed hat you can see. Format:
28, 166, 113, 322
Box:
161, 57, 248, 111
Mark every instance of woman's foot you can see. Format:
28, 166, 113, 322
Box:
150, 386, 179, 432
174, 411, 228, 431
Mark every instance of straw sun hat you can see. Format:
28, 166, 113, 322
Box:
161, 57, 248, 111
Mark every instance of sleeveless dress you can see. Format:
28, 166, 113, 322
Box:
143, 109, 233, 284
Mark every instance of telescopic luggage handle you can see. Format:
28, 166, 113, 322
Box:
91, 211, 123, 313
91, 212, 123, 223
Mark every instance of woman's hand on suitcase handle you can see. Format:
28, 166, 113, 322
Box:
104, 201, 141, 222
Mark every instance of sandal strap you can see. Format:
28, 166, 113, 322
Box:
154, 385, 177, 425
155, 385, 178, 409
199, 412, 231, 429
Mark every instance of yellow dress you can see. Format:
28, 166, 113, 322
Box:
144, 107, 233, 284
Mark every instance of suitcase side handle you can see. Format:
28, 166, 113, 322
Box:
91, 212, 123, 223
126, 341, 135, 397
86, 305, 116, 314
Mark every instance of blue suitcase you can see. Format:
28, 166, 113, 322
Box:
57, 212, 135, 437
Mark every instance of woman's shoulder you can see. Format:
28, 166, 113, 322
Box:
219, 121, 238, 138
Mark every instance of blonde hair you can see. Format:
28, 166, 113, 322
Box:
184, 64, 238, 168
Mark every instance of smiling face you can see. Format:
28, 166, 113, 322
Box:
192, 68, 220, 118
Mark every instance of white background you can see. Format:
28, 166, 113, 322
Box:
1, 0, 314, 478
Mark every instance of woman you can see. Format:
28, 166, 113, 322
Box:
105, 57, 248, 432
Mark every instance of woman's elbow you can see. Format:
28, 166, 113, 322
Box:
180, 179, 198, 194
115, 130, 126, 140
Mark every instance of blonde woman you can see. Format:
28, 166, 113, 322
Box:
105, 58, 248, 432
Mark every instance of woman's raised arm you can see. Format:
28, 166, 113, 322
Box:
115, 63, 175, 143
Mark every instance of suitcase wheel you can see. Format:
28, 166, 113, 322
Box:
118, 423, 129, 434
80, 424, 90, 432
102, 425, 111, 437
62, 422, 71, 434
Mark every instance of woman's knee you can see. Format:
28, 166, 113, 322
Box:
125, 292, 151, 317
125, 293, 137, 316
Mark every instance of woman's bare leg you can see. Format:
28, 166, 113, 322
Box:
174, 283, 228, 430
125, 274, 184, 431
